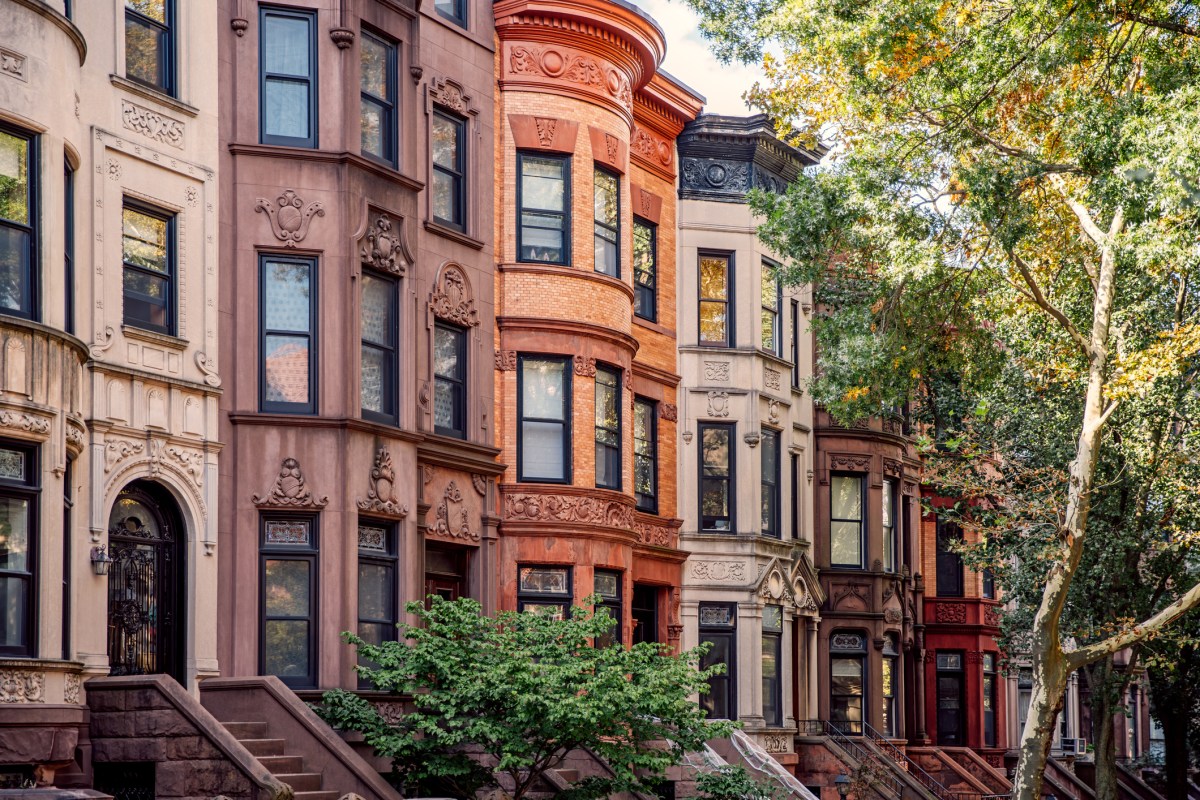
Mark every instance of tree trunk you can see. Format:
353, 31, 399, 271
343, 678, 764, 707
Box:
1161, 707, 1190, 800
1091, 673, 1119, 800
1012, 658, 1068, 800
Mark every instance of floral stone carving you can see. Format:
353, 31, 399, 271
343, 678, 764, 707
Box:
430, 265, 479, 327
254, 457, 328, 508
360, 213, 408, 276
255, 190, 325, 247
432, 481, 479, 541
504, 492, 634, 529
0, 669, 44, 703
357, 448, 408, 517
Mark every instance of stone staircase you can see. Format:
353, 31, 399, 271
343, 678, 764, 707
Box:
220, 719, 338, 800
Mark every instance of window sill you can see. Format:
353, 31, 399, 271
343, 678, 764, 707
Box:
110, 75, 198, 117
122, 325, 189, 350
425, 220, 484, 250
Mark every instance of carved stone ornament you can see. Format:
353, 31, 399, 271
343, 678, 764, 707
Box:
630, 125, 673, 168
703, 361, 730, 381
507, 45, 632, 112
659, 403, 678, 422
534, 117, 557, 146
121, 100, 184, 149
764, 367, 781, 390
767, 399, 780, 424
495, 349, 517, 371
681, 158, 751, 192
357, 448, 408, 517
0, 668, 45, 703
64, 673, 82, 705
430, 265, 479, 327
360, 214, 409, 276
471, 474, 488, 496
329, 27, 355, 49
935, 602, 967, 624
758, 563, 793, 604
706, 391, 730, 418
763, 734, 790, 754
432, 481, 479, 541
829, 453, 872, 472
255, 190, 325, 247
573, 355, 596, 377
373, 702, 405, 725
90, 326, 116, 359
504, 492, 634, 530
104, 437, 145, 473
166, 446, 204, 487
65, 422, 85, 452
254, 457, 329, 508
690, 560, 746, 582
194, 351, 222, 387
0, 47, 26, 82
883, 458, 903, 479
633, 518, 674, 548
832, 583, 870, 611
429, 77, 469, 114
884, 608, 903, 624
985, 605, 1002, 627
0, 410, 50, 435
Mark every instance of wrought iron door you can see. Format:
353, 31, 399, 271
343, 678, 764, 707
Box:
107, 483, 183, 681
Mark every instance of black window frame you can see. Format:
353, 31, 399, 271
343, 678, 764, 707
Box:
64, 159, 74, 334
259, 253, 318, 415
259, 513, 319, 689
761, 604, 783, 726
830, 473, 866, 569
698, 602, 737, 720
594, 568, 622, 647
0, 124, 38, 322
259, 6, 319, 149
983, 652, 997, 747
121, 199, 176, 336
517, 152, 571, 266
125, 0, 176, 97
356, 518, 397, 689
360, 269, 399, 425
698, 250, 734, 347
432, 109, 467, 231
982, 567, 995, 599
633, 397, 658, 513
592, 166, 620, 278
359, 29, 398, 168
699, 422, 735, 533
761, 428, 780, 539
936, 517, 965, 598
0, 439, 38, 657
433, 321, 468, 439
594, 364, 621, 491
760, 259, 781, 355
789, 453, 799, 540
882, 478, 898, 573
434, 0, 468, 28
830, 631, 867, 735
790, 299, 800, 389
935, 650, 966, 746
631, 584, 659, 645
882, 634, 899, 737
517, 564, 572, 618
633, 217, 657, 321
517, 354, 572, 484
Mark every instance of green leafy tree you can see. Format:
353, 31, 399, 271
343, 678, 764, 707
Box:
677, 1, 1200, 797
318, 596, 732, 800
689, 765, 784, 800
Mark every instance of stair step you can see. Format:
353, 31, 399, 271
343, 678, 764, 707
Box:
277, 773, 324, 792
239, 738, 286, 757
222, 720, 269, 738
257, 755, 304, 773
292, 793, 339, 800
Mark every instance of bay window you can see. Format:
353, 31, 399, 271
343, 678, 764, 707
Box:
700, 423, 734, 532
633, 398, 657, 512
593, 168, 619, 277
830, 475, 864, 568
0, 440, 37, 657
698, 603, 736, 720
762, 605, 783, 726
518, 154, 569, 265
0, 126, 36, 320
260, 515, 318, 688
518, 356, 571, 483
594, 365, 620, 490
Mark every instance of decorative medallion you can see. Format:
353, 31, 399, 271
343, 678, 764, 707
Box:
630, 125, 673, 168
357, 448, 408, 517
690, 561, 746, 582
255, 190, 325, 247
430, 265, 479, 327
767, 399, 780, 424
432, 481, 479, 541
706, 391, 729, 418
360, 214, 409, 276
253, 457, 329, 508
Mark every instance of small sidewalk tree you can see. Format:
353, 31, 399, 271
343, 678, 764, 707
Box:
318, 596, 732, 799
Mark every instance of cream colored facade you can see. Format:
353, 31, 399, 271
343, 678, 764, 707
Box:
0, 0, 219, 780
675, 115, 823, 759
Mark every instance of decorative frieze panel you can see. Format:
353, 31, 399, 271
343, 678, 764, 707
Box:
504, 43, 633, 115
633, 517, 675, 548
121, 100, 184, 149
703, 361, 730, 381
0, 668, 44, 703
254, 457, 329, 508
630, 125, 674, 174
689, 560, 746, 582
255, 190, 325, 247
0, 409, 50, 437
934, 602, 967, 624
764, 367, 781, 390
0, 46, 26, 82
680, 158, 751, 195
829, 453, 872, 472
503, 491, 634, 530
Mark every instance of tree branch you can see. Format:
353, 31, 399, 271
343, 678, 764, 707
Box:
1006, 248, 1094, 358
1115, 9, 1199, 37
1067, 579, 1200, 669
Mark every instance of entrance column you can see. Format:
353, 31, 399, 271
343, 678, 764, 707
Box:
807, 618, 819, 719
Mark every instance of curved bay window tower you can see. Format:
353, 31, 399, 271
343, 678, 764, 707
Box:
493, 0, 703, 648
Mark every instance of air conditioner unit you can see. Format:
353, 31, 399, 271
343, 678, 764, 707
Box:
1060, 738, 1087, 756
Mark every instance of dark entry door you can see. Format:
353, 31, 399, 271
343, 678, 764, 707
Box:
107, 481, 184, 682
937, 671, 965, 745
425, 545, 466, 603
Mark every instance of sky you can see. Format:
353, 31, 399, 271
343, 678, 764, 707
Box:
628, 0, 765, 115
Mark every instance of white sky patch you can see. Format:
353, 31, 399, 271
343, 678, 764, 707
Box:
629, 0, 766, 115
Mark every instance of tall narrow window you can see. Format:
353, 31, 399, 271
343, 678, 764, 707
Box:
434, 323, 467, 438
700, 423, 734, 532
357, 520, 396, 687
0, 440, 37, 657
830, 632, 866, 734
790, 453, 799, 540
125, 0, 175, 95
882, 479, 897, 573
936, 652, 965, 746
360, 271, 397, 423
434, 0, 467, 27
260, 255, 317, 414
936, 518, 965, 597
983, 653, 997, 747
595, 569, 622, 647
433, 111, 466, 230
260, 515, 318, 688
882, 634, 899, 737
122, 202, 175, 335
633, 398, 657, 512
61, 458, 72, 659
518, 356, 571, 483
594, 366, 621, 490
761, 429, 780, 538
830, 475, 864, 568
360, 32, 397, 166
790, 299, 800, 389
761, 260, 780, 354
762, 605, 783, 726
632, 585, 659, 644
64, 160, 74, 334
518, 153, 569, 265
0, 127, 37, 320
517, 565, 571, 618
593, 168, 619, 277
699, 253, 732, 346
698, 603, 736, 720
982, 567, 995, 599
260, 7, 318, 148
633, 219, 656, 320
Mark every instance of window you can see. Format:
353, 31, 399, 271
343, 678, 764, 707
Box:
790, 299, 800, 389
432, 111, 466, 230
125, 0, 174, 95
122, 202, 175, 335
0, 440, 37, 657
0, 126, 37, 320
360, 32, 397, 166
633, 219, 656, 320
936, 651, 965, 745
518, 356, 571, 483
260, 7, 318, 148
633, 398, 657, 513
882, 634, 899, 737
594, 366, 621, 490
360, 271, 397, 423
830, 632, 866, 734
64, 160, 74, 334
830, 475, 864, 568
699, 423, 734, 532
983, 653, 997, 747
518, 565, 571, 618
761, 429, 780, 538
632, 585, 659, 644
1017, 668, 1033, 735
260, 255, 317, 414
356, 520, 396, 688
761, 260, 780, 354
762, 605, 783, 726
983, 567, 995, 599
936, 518, 965, 597
789, 453, 799, 540
698, 603, 736, 720
699, 253, 732, 346
61, 458, 72, 659
260, 515, 318, 688
518, 153, 569, 265
434, 0, 467, 27
882, 479, 897, 573
434, 323, 467, 438
595, 569, 622, 647
593, 168, 619, 277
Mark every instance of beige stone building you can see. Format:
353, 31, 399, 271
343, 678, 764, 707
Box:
0, 0, 220, 785
674, 114, 823, 764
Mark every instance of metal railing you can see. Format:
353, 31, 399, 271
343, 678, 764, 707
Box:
861, 721, 962, 800
798, 720, 902, 799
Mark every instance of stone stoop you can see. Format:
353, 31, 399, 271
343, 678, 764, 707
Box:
220, 721, 337, 800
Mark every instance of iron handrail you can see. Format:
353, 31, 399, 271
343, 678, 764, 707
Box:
860, 720, 961, 800
798, 719, 902, 799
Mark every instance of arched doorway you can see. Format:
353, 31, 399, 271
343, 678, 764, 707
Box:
106, 480, 186, 682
